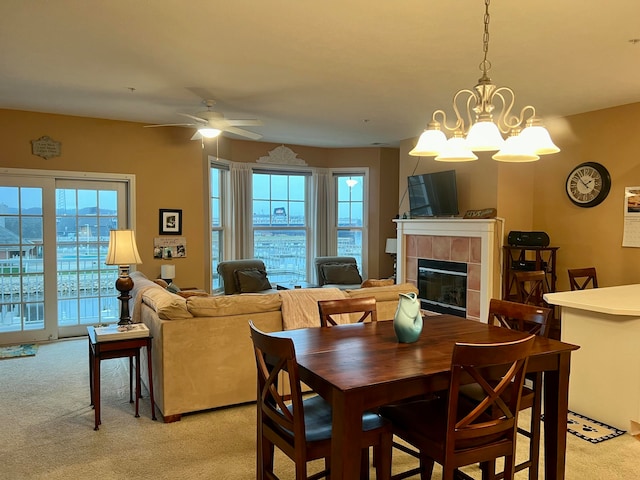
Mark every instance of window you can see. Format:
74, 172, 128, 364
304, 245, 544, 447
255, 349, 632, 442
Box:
253, 171, 308, 284
210, 164, 227, 290
335, 174, 365, 268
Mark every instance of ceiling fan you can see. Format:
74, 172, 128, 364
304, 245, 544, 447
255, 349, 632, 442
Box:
145, 100, 263, 140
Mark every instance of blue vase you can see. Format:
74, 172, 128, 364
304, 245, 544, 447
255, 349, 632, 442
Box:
393, 292, 423, 343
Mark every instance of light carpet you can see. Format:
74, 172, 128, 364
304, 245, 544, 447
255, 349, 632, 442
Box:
1, 338, 640, 479
0, 343, 38, 359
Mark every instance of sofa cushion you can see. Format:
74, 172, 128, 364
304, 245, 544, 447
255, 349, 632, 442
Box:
346, 282, 418, 302
234, 268, 272, 293
321, 263, 362, 285
361, 278, 395, 288
141, 287, 193, 319
186, 293, 282, 317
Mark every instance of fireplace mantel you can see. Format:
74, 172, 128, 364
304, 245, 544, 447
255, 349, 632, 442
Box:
394, 218, 504, 322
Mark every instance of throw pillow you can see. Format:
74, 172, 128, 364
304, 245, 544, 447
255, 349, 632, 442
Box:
361, 278, 394, 288
235, 268, 272, 293
321, 263, 362, 285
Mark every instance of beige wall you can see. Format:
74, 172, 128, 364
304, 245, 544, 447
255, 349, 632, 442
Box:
0, 109, 398, 288
399, 102, 640, 291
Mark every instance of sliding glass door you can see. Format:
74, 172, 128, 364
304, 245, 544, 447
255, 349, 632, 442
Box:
0, 171, 132, 344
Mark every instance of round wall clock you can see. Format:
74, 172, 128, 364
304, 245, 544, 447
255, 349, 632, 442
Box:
565, 162, 611, 208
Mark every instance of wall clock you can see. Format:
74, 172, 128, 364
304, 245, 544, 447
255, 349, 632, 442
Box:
565, 162, 611, 208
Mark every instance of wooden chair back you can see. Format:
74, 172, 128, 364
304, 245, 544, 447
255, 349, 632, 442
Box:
446, 336, 535, 475
488, 298, 552, 338
514, 270, 548, 307
568, 267, 598, 291
317, 296, 377, 327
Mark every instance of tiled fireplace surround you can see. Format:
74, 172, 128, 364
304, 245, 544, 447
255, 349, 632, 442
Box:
395, 218, 503, 322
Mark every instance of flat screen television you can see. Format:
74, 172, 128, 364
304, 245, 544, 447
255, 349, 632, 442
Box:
408, 170, 459, 217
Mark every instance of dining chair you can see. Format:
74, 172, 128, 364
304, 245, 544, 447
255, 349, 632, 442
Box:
317, 296, 378, 327
514, 270, 548, 307
248, 321, 392, 480
379, 335, 536, 480
464, 299, 552, 480
568, 267, 598, 291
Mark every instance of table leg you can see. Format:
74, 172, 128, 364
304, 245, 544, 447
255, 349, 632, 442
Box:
88, 339, 94, 407
146, 339, 157, 421
93, 352, 101, 430
134, 350, 141, 418
330, 391, 363, 479
544, 351, 571, 480
129, 356, 134, 404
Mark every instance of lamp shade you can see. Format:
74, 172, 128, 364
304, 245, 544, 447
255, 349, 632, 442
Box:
465, 120, 505, 151
492, 133, 540, 162
385, 238, 397, 254
161, 264, 176, 280
105, 230, 142, 266
409, 128, 447, 156
519, 123, 560, 155
435, 136, 478, 162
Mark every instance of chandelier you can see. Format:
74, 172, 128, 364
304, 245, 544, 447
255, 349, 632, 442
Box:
410, 0, 559, 162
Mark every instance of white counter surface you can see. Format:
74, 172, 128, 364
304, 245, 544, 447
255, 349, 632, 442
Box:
544, 284, 640, 316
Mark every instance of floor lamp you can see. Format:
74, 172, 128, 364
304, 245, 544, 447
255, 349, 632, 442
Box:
105, 230, 142, 327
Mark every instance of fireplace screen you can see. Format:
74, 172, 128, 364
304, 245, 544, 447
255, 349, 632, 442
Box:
418, 259, 467, 317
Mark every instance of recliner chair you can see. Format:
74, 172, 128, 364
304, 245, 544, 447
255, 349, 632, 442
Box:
216, 259, 276, 295
314, 256, 362, 290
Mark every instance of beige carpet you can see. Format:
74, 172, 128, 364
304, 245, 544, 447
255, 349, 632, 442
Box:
1, 338, 640, 479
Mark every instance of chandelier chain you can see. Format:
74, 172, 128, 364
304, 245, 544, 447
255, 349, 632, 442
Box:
481, 0, 492, 75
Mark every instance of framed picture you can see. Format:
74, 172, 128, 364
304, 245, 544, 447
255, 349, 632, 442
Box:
159, 209, 182, 235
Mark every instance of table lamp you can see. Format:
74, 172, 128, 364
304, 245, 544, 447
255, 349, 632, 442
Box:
105, 229, 142, 326
161, 264, 176, 285
385, 238, 398, 281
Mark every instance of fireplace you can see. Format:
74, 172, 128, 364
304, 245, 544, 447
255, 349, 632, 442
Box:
394, 218, 502, 322
418, 259, 467, 317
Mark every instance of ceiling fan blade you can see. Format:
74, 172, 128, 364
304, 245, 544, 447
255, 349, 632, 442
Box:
177, 112, 208, 124
144, 123, 194, 128
224, 126, 262, 140
225, 119, 263, 127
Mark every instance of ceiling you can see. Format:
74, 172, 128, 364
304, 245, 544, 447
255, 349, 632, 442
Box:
1, 1, 639, 148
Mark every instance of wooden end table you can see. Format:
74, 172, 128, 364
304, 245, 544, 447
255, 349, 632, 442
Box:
87, 326, 156, 430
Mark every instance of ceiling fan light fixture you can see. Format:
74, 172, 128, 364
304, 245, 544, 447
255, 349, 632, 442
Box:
198, 127, 222, 138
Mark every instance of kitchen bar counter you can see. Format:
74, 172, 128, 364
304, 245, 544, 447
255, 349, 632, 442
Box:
544, 285, 640, 433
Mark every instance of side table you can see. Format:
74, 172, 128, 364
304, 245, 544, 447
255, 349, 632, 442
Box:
87, 325, 156, 430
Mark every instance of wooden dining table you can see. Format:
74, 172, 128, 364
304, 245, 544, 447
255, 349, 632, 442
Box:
273, 315, 579, 480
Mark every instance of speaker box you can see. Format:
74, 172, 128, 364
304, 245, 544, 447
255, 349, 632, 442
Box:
507, 231, 550, 247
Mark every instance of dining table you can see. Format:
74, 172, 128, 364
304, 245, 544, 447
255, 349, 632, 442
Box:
273, 314, 579, 480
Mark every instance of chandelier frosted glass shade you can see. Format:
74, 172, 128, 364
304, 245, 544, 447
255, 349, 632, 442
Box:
435, 135, 478, 162
492, 134, 540, 162
465, 120, 505, 151
519, 122, 560, 155
409, 125, 447, 156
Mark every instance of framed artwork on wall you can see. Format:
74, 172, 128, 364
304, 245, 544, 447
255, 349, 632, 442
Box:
159, 209, 182, 235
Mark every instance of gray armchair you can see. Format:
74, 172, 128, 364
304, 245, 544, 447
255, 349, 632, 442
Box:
314, 256, 362, 290
216, 259, 276, 295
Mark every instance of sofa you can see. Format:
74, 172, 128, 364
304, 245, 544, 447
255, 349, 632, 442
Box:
314, 256, 363, 290
129, 271, 418, 422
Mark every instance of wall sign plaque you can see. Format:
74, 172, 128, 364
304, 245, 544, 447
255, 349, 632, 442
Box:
31, 136, 61, 159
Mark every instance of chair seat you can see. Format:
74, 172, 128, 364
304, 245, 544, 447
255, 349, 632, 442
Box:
286, 395, 389, 442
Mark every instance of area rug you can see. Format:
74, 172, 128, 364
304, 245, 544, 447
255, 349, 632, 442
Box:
0, 344, 38, 359
543, 410, 626, 444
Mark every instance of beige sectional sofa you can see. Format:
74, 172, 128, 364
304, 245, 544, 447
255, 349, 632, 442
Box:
129, 271, 418, 422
